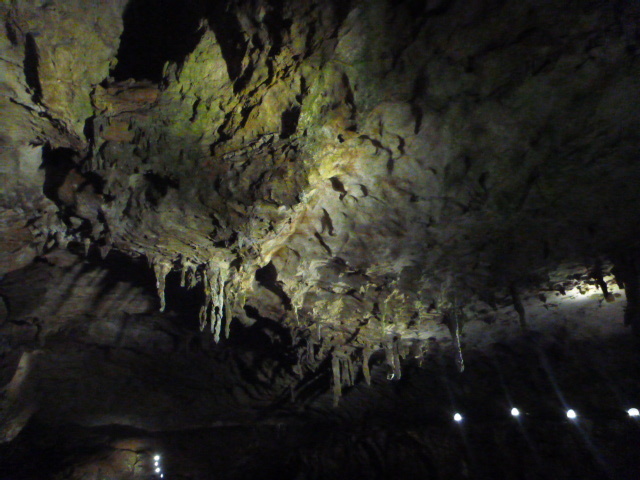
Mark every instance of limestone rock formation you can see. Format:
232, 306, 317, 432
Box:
1, 0, 640, 478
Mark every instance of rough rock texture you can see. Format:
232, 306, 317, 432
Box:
1, 0, 640, 478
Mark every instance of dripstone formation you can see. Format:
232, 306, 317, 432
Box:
1, 1, 640, 478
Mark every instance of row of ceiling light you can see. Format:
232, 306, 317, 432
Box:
147, 408, 639, 471
452, 408, 640, 422
153, 454, 164, 478
144, 409, 637, 478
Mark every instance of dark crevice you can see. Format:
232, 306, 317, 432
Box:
262, 1, 291, 59
233, 62, 255, 94
82, 171, 106, 195
189, 98, 200, 122
41, 145, 79, 205
329, 176, 348, 200
83, 115, 96, 145
254, 262, 292, 311
111, 0, 206, 82
280, 105, 301, 139
143, 172, 179, 207
314, 232, 333, 256
24, 33, 42, 103
238, 105, 255, 130
5, 19, 19, 46
342, 73, 356, 114
41, 145, 105, 227
206, 4, 247, 82
330, 0, 354, 37
211, 112, 234, 151
410, 73, 427, 133
303, 19, 318, 59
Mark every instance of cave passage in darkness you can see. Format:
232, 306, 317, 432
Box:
111, 0, 206, 82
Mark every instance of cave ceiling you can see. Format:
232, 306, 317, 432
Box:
1, 0, 640, 478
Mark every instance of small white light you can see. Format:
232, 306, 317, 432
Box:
567, 409, 577, 419
628, 408, 639, 417
161, 476, 164, 479
154, 455, 160, 461
511, 407, 520, 417
155, 461, 159, 466
453, 413, 463, 422
155, 468, 161, 473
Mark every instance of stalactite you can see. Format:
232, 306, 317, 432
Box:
199, 263, 229, 342
362, 346, 372, 385
384, 341, 394, 380
180, 258, 198, 289
445, 309, 464, 373
223, 310, 232, 339
349, 356, 356, 386
384, 339, 401, 380
331, 353, 342, 407
510, 283, 527, 329
199, 268, 211, 331
307, 336, 315, 363
188, 265, 198, 288
98, 241, 111, 259
293, 330, 305, 378
409, 341, 424, 366
453, 327, 464, 373
180, 263, 187, 287
315, 323, 322, 342
223, 287, 232, 339
339, 357, 348, 386
152, 257, 172, 312
392, 336, 402, 380
340, 354, 355, 387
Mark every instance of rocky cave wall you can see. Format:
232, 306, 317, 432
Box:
1, 0, 640, 479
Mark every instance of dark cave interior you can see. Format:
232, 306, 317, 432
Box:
111, 0, 206, 82
2, 0, 640, 479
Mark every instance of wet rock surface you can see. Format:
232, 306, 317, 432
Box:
1, 0, 640, 478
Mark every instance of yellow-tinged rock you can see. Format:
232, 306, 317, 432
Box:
92, 83, 160, 116
101, 119, 134, 142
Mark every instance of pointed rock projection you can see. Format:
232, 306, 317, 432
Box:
199, 263, 229, 342
152, 257, 172, 312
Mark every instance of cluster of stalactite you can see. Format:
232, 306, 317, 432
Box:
145, 251, 640, 410
151, 256, 231, 342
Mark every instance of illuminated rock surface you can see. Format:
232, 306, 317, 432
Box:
1, 1, 640, 478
